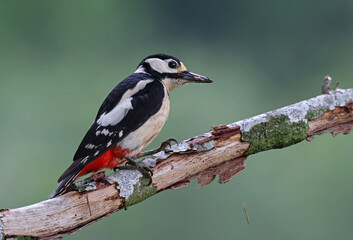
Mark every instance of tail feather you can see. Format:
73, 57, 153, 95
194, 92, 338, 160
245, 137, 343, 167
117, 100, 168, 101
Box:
48, 159, 86, 199
47, 174, 77, 199
58, 159, 86, 182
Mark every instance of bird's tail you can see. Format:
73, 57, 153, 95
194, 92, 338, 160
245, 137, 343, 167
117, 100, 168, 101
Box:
47, 160, 85, 199
47, 174, 77, 199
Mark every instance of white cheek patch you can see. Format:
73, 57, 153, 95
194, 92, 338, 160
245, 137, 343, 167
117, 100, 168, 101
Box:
134, 66, 145, 73
146, 58, 179, 73
97, 97, 134, 127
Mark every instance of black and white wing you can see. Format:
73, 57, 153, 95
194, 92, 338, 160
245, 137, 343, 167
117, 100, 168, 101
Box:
57, 73, 165, 182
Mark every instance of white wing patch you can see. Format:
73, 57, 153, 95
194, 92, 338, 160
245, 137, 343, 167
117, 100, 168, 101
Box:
97, 97, 133, 127
119, 130, 123, 137
96, 80, 154, 127
119, 80, 153, 103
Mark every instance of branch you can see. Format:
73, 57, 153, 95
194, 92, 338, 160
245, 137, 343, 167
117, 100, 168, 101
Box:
1, 89, 353, 240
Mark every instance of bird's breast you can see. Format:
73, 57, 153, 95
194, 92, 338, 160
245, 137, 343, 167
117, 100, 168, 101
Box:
119, 91, 170, 156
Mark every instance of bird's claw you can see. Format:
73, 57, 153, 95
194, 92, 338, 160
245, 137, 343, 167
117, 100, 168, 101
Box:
133, 138, 178, 159
125, 158, 153, 176
158, 138, 178, 152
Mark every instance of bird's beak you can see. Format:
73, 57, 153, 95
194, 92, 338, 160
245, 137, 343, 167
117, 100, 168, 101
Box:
180, 71, 212, 83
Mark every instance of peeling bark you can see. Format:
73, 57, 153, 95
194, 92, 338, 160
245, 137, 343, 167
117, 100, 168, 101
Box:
1, 89, 353, 240
171, 156, 246, 190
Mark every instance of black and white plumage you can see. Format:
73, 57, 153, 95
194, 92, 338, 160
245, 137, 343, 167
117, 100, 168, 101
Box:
49, 54, 212, 199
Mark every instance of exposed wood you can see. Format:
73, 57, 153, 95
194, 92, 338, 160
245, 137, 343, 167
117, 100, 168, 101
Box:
308, 104, 353, 136
1, 185, 123, 239
1, 89, 353, 240
153, 132, 249, 190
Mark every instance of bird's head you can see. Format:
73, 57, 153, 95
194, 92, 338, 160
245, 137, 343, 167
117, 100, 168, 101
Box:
135, 54, 212, 92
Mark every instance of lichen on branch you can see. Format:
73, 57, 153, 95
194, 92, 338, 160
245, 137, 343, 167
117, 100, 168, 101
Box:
1, 88, 353, 240
242, 115, 308, 154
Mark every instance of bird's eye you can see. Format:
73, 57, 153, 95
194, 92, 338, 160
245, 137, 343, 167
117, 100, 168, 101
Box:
168, 61, 177, 69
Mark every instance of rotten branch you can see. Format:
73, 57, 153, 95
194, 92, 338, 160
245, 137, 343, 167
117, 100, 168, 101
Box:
1, 89, 353, 240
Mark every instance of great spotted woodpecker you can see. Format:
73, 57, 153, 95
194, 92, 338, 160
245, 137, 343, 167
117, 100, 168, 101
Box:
48, 54, 212, 198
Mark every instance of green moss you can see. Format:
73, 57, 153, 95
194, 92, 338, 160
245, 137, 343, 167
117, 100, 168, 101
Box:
75, 183, 96, 193
242, 115, 309, 155
305, 108, 327, 120
125, 178, 158, 207
16, 236, 38, 240
74, 178, 97, 193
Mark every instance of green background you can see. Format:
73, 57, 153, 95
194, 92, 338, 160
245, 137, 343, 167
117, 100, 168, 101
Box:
1, 1, 353, 239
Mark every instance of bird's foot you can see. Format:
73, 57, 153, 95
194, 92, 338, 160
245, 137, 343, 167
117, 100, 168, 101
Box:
113, 139, 177, 184
158, 138, 178, 152
135, 138, 178, 159
114, 157, 153, 185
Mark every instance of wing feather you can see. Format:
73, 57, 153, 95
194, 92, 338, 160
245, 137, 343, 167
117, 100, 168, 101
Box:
57, 76, 165, 183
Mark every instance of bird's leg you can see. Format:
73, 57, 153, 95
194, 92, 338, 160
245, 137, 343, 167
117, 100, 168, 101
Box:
113, 138, 177, 185
114, 157, 153, 185
134, 138, 178, 159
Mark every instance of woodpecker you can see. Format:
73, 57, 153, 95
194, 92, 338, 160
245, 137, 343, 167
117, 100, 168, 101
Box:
48, 54, 212, 199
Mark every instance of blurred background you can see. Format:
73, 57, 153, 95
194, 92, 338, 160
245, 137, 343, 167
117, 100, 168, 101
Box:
1, 1, 353, 239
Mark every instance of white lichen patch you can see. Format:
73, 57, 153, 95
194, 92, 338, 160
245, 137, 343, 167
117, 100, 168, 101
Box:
0, 213, 3, 240
152, 133, 214, 156
142, 157, 157, 168
106, 170, 143, 199
83, 185, 96, 191
230, 89, 353, 132
192, 140, 215, 152
103, 137, 215, 199
170, 141, 190, 152
333, 88, 353, 106
153, 150, 171, 160
75, 179, 97, 192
